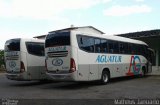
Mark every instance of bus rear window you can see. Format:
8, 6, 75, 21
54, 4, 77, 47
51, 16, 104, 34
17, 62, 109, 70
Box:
45, 32, 70, 47
5, 39, 20, 51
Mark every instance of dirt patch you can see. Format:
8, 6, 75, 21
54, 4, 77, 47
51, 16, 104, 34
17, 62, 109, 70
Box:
0, 68, 5, 73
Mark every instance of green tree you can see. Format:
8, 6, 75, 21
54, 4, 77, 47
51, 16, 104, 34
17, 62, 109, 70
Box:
0, 50, 4, 67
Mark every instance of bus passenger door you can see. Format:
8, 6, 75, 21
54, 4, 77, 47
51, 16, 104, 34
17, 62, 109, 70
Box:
89, 38, 101, 80
89, 63, 99, 80
26, 42, 45, 80
77, 50, 89, 81
77, 53, 99, 81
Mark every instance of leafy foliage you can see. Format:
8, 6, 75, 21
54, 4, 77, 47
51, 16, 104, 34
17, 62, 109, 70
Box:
0, 50, 4, 67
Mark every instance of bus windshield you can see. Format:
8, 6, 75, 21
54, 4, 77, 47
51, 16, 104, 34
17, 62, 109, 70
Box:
45, 32, 70, 47
5, 39, 20, 52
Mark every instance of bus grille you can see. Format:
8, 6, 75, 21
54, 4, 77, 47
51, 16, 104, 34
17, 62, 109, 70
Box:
47, 51, 68, 57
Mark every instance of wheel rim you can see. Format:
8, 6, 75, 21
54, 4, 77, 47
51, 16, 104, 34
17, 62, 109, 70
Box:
103, 73, 108, 83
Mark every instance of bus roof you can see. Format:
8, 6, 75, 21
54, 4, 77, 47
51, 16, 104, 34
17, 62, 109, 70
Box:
83, 33, 148, 46
107, 35, 147, 46
6, 38, 45, 43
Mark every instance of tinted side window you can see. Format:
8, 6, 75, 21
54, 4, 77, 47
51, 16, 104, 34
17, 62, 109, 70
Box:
101, 39, 108, 53
108, 40, 119, 53
132, 44, 136, 55
95, 38, 101, 53
77, 35, 94, 52
119, 42, 128, 54
124, 43, 129, 54
119, 43, 124, 54
113, 42, 119, 53
108, 41, 114, 53
128, 43, 133, 54
137, 45, 141, 55
26, 42, 44, 56
131, 44, 141, 55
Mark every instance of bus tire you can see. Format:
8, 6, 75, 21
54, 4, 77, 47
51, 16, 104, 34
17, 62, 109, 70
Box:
100, 70, 110, 85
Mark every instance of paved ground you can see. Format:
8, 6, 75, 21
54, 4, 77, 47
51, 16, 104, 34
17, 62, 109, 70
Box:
0, 68, 5, 73
0, 73, 160, 100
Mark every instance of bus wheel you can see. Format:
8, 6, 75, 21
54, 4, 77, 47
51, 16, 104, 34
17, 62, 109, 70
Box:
100, 70, 110, 85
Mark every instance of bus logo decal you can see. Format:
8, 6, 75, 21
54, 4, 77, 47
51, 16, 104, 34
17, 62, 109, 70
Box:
9, 61, 16, 68
52, 58, 63, 66
96, 55, 122, 63
126, 55, 141, 76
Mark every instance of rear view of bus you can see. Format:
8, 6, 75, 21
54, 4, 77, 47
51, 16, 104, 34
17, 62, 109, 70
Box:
4, 38, 46, 81
4, 39, 22, 75
45, 31, 77, 81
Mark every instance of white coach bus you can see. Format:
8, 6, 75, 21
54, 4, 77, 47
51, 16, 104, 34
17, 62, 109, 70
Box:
45, 29, 151, 84
4, 38, 47, 81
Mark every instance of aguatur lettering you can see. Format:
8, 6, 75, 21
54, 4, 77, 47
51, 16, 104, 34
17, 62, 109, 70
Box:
96, 55, 122, 63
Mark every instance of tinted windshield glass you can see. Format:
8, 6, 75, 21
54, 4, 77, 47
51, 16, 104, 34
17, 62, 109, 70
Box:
5, 39, 20, 51
26, 42, 44, 56
45, 32, 70, 47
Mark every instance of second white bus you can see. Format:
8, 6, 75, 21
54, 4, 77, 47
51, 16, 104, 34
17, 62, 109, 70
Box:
4, 38, 47, 81
45, 30, 151, 84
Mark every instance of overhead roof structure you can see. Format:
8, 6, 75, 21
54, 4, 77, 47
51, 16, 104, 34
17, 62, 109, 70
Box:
33, 34, 46, 39
117, 29, 160, 67
49, 26, 105, 34
116, 29, 160, 38
34, 26, 105, 39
